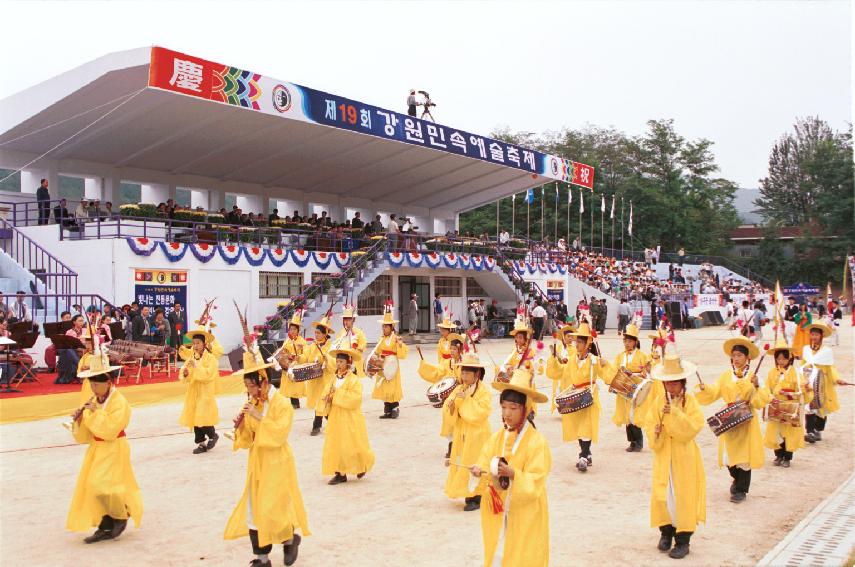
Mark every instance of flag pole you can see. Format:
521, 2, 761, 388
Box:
527, 191, 530, 242
611, 196, 615, 253
579, 188, 583, 249
600, 196, 604, 255
540, 185, 545, 242
620, 197, 625, 260
511, 193, 516, 237
496, 199, 500, 240
589, 191, 593, 251
554, 183, 558, 243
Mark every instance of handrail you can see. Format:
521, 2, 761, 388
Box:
0, 218, 78, 298
0, 292, 113, 324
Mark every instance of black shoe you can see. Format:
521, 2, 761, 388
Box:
291, 400, 300, 409
357, 472, 366, 479
632, 444, 643, 453
328, 473, 347, 485
781, 460, 791, 468
730, 491, 747, 503
310, 427, 321, 436
772, 456, 782, 466
626, 443, 636, 452
389, 408, 399, 419
379, 412, 392, 419
658, 534, 673, 552
283, 533, 301, 566
110, 519, 127, 539
206, 433, 219, 451
576, 457, 588, 472
814, 431, 822, 441
192, 444, 207, 454
669, 543, 690, 559
729, 482, 737, 495
249, 560, 272, 567
463, 499, 480, 512
84, 529, 114, 544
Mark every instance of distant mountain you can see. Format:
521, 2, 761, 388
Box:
732, 188, 764, 224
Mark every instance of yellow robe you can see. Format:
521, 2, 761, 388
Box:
418, 336, 456, 384
303, 340, 336, 411
444, 382, 492, 499
546, 342, 575, 413
764, 365, 813, 452
280, 335, 308, 399
371, 333, 409, 403
559, 353, 614, 443
439, 364, 463, 438
178, 350, 220, 429
475, 423, 551, 567
610, 349, 651, 427
694, 367, 770, 469
643, 392, 706, 533
224, 386, 310, 547
333, 327, 367, 376
67, 388, 143, 531
801, 345, 841, 417
320, 371, 375, 475
77, 352, 93, 403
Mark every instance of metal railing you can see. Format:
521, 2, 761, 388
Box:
0, 218, 78, 298
0, 293, 112, 324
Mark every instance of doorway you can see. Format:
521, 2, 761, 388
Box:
398, 276, 431, 332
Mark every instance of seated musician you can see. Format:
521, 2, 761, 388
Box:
0, 318, 15, 385
56, 314, 85, 384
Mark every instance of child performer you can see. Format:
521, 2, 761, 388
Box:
763, 339, 813, 466
179, 329, 221, 454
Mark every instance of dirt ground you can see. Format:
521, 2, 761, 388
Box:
1, 324, 852, 566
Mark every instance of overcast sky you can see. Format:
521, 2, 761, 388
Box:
0, 0, 850, 188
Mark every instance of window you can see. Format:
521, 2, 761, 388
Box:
435, 276, 462, 297
358, 275, 392, 315
466, 277, 488, 298
259, 272, 304, 298
58, 175, 84, 200
0, 169, 20, 193
175, 187, 191, 207
119, 182, 141, 205
739, 249, 755, 258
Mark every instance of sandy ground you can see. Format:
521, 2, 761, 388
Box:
1, 325, 852, 567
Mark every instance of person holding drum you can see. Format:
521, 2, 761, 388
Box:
546, 323, 576, 414
224, 351, 310, 567
469, 368, 551, 566
498, 317, 541, 384
444, 353, 492, 512
279, 312, 309, 409
609, 323, 652, 452
695, 336, 771, 503
802, 322, 846, 442
763, 339, 813, 466
371, 309, 409, 419
305, 316, 337, 437
417, 317, 459, 385
320, 346, 375, 485
558, 321, 614, 472
419, 333, 465, 459
332, 305, 367, 376
643, 355, 706, 560
179, 328, 221, 454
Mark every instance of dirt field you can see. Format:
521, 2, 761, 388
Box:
1, 324, 851, 566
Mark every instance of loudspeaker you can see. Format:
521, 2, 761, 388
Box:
666, 301, 683, 329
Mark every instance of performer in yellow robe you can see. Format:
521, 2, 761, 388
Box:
370, 310, 409, 419
763, 339, 813, 466
791, 306, 812, 359
331, 305, 367, 376
802, 322, 846, 442
444, 353, 492, 511
306, 316, 336, 437
417, 316, 458, 384
546, 324, 576, 413
179, 328, 221, 454
559, 322, 614, 472
643, 355, 706, 560
437, 335, 464, 443
499, 318, 540, 381
695, 335, 770, 503
610, 324, 652, 452
320, 346, 375, 484
470, 368, 551, 567
67, 356, 142, 543
224, 352, 310, 567
179, 301, 225, 361
279, 312, 308, 409
77, 335, 95, 402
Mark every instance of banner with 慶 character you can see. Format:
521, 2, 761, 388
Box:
134, 269, 188, 330
147, 46, 594, 188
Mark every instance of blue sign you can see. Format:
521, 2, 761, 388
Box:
783, 282, 820, 295
135, 284, 187, 321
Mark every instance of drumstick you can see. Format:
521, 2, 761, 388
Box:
449, 462, 486, 474
416, 346, 424, 361
695, 371, 704, 386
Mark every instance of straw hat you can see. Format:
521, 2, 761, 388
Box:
455, 353, 488, 369
312, 316, 334, 335
378, 311, 398, 325
288, 311, 303, 328
492, 368, 548, 403
806, 322, 832, 338
437, 316, 456, 330
342, 305, 357, 319
765, 337, 793, 358
623, 324, 642, 340
330, 346, 359, 360
184, 326, 215, 345
651, 355, 697, 382
229, 351, 274, 378
559, 323, 577, 335
508, 317, 531, 337
573, 321, 595, 340
78, 352, 122, 379
723, 335, 760, 360
446, 332, 465, 344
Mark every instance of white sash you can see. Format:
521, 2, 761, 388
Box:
492, 421, 529, 567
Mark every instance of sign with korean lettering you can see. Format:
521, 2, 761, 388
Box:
148, 46, 595, 188
546, 279, 564, 302
693, 294, 721, 308
134, 269, 188, 325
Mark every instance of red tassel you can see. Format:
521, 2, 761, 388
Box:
488, 485, 504, 514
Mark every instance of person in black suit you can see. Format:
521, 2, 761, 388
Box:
167, 303, 185, 347
53, 199, 72, 227
131, 306, 153, 344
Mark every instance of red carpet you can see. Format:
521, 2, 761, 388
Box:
1, 369, 231, 398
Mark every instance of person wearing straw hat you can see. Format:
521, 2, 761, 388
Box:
279, 312, 309, 409
498, 316, 542, 383
179, 328, 221, 454
224, 351, 310, 567
801, 321, 845, 442
610, 323, 652, 452
67, 357, 142, 544
469, 368, 551, 567
320, 346, 374, 485
546, 323, 576, 413
332, 305, 367, 376
444, 353, 492, 512
436, 315, 457, 362
306, 316, 337, 436
763, 339, 813, 465
372, 308, 409, 419
559, 321, 615, 472
695, 335, 771, 503
418, 321, 462, 385
642, 354, 706, 560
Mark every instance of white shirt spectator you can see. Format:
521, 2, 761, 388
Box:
499, 230, 510, 244
74, 202, 90, 220
531, 304, 546, 319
